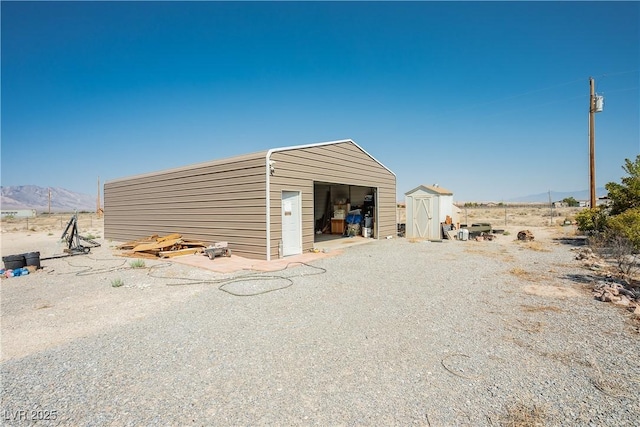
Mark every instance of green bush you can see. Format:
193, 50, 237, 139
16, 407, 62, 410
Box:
129, 259, 146, 268
562, 196, 580, 207
111, 278, 124, 288
605, 155, 640, 215
606, 207, 640, 251
575, 208, 608, 233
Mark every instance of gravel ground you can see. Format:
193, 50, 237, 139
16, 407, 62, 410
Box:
1, 231, 639, 426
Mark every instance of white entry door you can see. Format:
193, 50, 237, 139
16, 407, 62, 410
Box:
281, 191, 302, 256
413, 196, 433, 239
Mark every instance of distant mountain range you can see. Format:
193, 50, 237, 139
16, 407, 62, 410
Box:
507, 188, 607, 203
1, 184, 608, 213
1, 185, 96, 213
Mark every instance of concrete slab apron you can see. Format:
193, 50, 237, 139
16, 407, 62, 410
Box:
166, 236, 375, 273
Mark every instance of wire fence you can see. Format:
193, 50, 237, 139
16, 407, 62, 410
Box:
457, 205, 583, 228
396, 204, 583, 229
1, 213, 103, 233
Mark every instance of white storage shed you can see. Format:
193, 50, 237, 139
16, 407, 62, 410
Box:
404, 185, 454, 240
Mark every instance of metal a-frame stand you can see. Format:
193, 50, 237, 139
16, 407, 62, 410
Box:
61, 212, 101, 255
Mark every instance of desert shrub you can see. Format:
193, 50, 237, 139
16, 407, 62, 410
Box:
589, 208, 640, 278
111, 278, 124, 288
499, 401, 546, 427
606, 207, 640, 251
575, 208, 608, 233
606, 233, 638, 278
129, 259, 146, 268
589, 229, 639, 278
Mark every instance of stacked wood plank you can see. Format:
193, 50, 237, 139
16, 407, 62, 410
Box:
116, 234, 208, 259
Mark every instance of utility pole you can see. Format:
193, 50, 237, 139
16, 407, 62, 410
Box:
96, 176, 103, 218
97, 176, 100, 213
589, 77, 603, 209
548, 190, 553, 226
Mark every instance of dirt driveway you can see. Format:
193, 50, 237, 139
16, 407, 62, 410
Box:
1, 221, 638, 425
0, 223, 616, 362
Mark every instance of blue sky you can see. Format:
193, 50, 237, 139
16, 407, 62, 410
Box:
2, 1, 638, 202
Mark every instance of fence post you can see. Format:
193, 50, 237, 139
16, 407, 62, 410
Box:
504, 205, 507, 226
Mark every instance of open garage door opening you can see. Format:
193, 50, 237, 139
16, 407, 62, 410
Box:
313, 182, 377, 243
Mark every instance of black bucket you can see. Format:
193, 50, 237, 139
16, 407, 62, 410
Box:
2, 254, 26, 270
24, 252, 41, 269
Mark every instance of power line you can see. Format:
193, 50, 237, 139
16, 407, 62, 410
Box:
429, 71, 638, 121
598, 69, 639, 80
597, 87, 639, 95
428, 76, 586, 120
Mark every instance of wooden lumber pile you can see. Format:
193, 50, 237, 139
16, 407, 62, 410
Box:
116, 233, 208, 259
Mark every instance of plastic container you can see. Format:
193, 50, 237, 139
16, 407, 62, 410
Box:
2, 254, 26, 270
24, 252, 41, 269
362, 227, 372, 238
458, 229, 469, 241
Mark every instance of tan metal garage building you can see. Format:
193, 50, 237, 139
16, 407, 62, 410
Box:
104, 139, 396, 260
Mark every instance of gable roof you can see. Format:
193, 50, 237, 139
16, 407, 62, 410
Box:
405, 184, 453, 196
267, 138, 395, 177
107, 139, 393, 185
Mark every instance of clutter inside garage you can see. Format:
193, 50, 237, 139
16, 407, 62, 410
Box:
314, 183, 376, 240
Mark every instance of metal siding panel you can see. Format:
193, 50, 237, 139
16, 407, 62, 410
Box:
106, 206, 266, 216
107, 191, 266, 205
273, 158, 392, 183
269, 141, 395, 250
106, 170, 265, 191
106, 153, 266, 187
107, 181, 265, 200
106, 141, 395, 259
107, 199, 266, 210
105, 155, 268, 260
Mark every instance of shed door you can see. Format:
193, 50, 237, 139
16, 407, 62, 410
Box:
413, 196, 433, 238
281, 191, 302, 256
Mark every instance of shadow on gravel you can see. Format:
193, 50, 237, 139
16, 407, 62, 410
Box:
553, 236, 587, 247
563, 273, 597, 285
